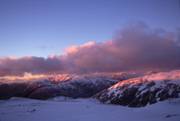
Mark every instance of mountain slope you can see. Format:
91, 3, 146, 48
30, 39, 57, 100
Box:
95, 70, 180, 107
0, 72, 139, 99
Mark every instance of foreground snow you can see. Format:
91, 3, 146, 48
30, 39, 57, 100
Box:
0, 97, 180, 121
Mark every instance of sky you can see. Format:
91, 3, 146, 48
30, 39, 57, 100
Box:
0, 0, 180, 57
0, 0, 180, 75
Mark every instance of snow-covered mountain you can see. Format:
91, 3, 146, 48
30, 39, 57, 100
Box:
2, 70, 180, 107
95, 70, 180, 107
0, 72, 139, 99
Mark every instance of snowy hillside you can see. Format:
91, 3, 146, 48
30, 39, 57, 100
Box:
95, 70, 180, 107
0, 97, 180, 121
0, 72, 139, 99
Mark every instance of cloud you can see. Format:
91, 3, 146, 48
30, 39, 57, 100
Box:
0, 22, 180, 76
62, 22, 180, 73
0, 56, 63, 76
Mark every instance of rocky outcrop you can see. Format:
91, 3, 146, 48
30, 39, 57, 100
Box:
95, 71, 180, 107
0, 82, 28, 99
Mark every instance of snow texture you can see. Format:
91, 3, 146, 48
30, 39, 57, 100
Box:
0, 97, 180, 121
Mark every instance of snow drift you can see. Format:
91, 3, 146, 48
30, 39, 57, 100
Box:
0, 97, 180, 121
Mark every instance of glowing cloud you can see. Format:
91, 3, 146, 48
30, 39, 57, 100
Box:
62, 23, 180, 73
0, 23, 180, 76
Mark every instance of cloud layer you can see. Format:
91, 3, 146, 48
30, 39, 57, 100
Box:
0, 56, 63, 76
0, 23, 180, 76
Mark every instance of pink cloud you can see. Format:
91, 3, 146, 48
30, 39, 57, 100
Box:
62, 23, 180, 73
0, 22, 180, 76
0, 56, 64, 76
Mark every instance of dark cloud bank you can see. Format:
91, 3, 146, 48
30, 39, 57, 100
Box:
1, 23, 180, 76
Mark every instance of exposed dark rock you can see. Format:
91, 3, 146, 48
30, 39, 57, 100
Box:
28, 86, 60, 99
95, 72, 180, 107
0, 83, 28, 99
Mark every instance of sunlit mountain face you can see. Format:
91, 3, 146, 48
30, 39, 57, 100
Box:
95, 70, 180, 107
0, 72, 140, 99
0, 70, 180, 107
